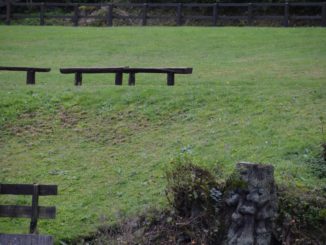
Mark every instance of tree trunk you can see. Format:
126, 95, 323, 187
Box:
225, 162, 277, 245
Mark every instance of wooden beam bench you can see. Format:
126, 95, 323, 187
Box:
0, 183, 58, 245
59, 67, 128, 86
123, 67, 193, 86
60, 67, 193, 86
0, 66, 51, 85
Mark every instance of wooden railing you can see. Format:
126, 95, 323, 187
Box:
0, 1, 326, 27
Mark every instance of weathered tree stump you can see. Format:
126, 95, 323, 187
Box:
225, 162, 277, 245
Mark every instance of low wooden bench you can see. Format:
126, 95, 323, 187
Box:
0, 183, 58, 245
60, 67, 193, 86
0, 66, 51, 85
124, 67, 193, 86
60, 67, 128, 86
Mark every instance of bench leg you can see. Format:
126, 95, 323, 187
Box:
75, 72, 82, 86
167, 73, 175, 86
128, 72, 135, 86
115, 72, 123, 85
26, 71, 36, 85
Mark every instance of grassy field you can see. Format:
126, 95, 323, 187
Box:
0, 26, 325, 243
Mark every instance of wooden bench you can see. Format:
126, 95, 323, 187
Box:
0, 66, 51, 85
60, 67, 193, 86
123, 67, 193, 86
60, 67, 128, 86
0, 183, 58, 245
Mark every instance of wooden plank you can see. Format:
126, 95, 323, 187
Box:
11, 2, 43, 7
291, 15, 321, 20
254, 3, 285, 7
0, 234, 53, 245
0, 184, 57, 196
255, 15, 284, 20
186, 15, 212, 20
123, 67, 192, 74
42, 15, 73, 19
0, 205, 56, 219
114, 15, 142, 20
60, 67, 127, 74
147, 16, 173, 20
12, 14, 40, 19
147, 3, 179, 8
0, 67, 50, 72
184, 3, 215, 8
115, 3, 145, 8
290, 3, 323, 7
219, 15, 248, 20
219, 3, 249, 7
44, 3, 75, 7
71, 3, 103, 7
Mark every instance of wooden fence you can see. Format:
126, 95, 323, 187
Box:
1, 1, 326, 27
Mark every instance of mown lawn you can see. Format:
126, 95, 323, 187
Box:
0, 26, 325, 243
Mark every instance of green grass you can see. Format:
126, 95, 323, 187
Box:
0, 26, 325, 243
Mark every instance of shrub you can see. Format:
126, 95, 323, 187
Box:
165, 158, 219, 218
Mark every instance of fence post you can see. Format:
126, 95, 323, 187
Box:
283, 2, 289, 27
40, 3, 45, 26
176, 3, 182, 26
73, 4, 79, 27
142, 3, 147, 26
29, 184, 39, 234
5, 0, 11, 25
106, 4, 113, 27
248, 3, 253, 26
322, 3, 326, 27
212, 3, 218, 26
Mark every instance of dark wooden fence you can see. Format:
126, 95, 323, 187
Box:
1, 1, 326, 27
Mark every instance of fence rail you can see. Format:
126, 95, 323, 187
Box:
1, 1, 326, 27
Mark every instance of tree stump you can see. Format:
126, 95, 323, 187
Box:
225, 162, 277, 245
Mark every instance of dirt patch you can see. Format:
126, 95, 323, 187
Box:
7, 111, 54, 137
80, 111, 150, 145
59, 109, 87, 128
